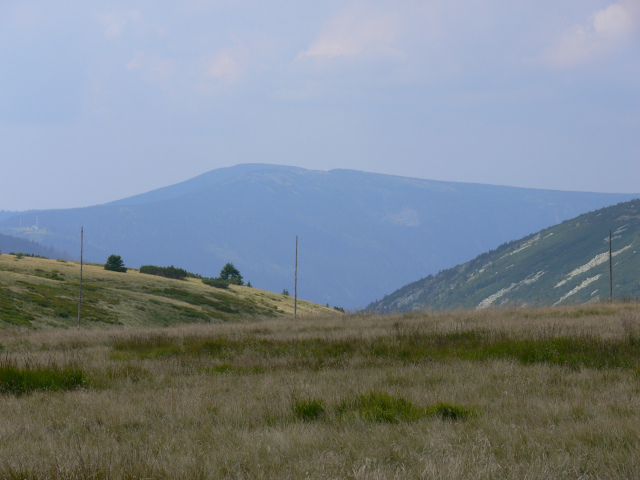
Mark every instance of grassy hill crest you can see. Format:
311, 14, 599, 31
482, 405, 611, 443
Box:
0, 254, 334, 330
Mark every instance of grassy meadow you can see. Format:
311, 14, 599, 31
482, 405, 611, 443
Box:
1, 301, 639, 478
0, 253, 333, 329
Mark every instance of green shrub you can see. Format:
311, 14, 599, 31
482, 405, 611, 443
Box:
33, 269, 64, 281
202, 278, 230, 289
140, 265, 189, 280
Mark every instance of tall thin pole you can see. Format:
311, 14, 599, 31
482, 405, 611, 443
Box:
294, 235, 298, 318
77, 226, 83, 328
609, 229, 613, 302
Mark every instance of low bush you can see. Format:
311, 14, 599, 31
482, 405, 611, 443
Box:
140, 265, 189, 280
202, 278, 230, 289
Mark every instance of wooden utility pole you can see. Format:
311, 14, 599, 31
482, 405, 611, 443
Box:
77, 226, 83, 328
294, 235, 298, 318
609, 229, 613, 302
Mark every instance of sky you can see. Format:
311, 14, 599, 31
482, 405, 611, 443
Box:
1, 0, 639, 211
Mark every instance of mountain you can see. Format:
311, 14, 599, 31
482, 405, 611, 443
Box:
0, 164, 637, 309
0, 253, 333, 329
368, 199, 640, 312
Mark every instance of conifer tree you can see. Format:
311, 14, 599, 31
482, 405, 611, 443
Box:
104, 254, 127, 272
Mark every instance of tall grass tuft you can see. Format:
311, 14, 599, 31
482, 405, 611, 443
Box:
426, 401, 474, 421
0, 357, 86, 395
337, 391, 426, 423
621, 311, 640, 347
292, 398, 326, 421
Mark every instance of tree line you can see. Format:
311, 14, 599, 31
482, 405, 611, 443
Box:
104, 255, 248, 289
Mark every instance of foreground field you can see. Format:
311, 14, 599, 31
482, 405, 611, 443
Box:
1, 304, 640, 479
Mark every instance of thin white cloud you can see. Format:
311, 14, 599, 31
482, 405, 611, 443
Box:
206, 49, 242, 80
593, 3, 635, 35
297, 6, 403, 61
542, 2, 638, 68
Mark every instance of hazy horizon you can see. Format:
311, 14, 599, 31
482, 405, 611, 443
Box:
2, 1, 639, 211
3, 163, 640, 214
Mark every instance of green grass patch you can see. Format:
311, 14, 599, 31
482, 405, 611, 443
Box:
201, 363, 266, 375
33, 269, 65, 281
154, 288, 222, 307
381, 328, 640, 370
14, 281, 120, 325
426, 401, 475, 420
0, 284, 35, 327
152, 287, 273, 316
170, 304, 210, 320
292, 398, 326, 421
109, 335, 357, 366
110, 333, 183, 359
324, 392, 475, 423
337, 391, 426, 423
0, 358, 86, 395
108, 328, 640, 371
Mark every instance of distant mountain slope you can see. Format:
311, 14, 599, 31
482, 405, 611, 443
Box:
0, 211, 16, 222
368, 199, 640, 312
0, 233, 71, 259
0, 164, 637, 309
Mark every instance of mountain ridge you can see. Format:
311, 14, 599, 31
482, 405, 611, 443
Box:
1, 164, 637, 309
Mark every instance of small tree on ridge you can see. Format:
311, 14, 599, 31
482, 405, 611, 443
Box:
219, 262, 243, 285
104, 254, 127, 273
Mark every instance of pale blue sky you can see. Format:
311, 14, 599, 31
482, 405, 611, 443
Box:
1, 0, 639, 211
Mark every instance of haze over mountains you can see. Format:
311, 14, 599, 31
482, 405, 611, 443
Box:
0, 164, 637, 309
0, 233, 69, 260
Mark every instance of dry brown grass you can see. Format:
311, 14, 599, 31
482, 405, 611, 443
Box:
1, 303, 639, 478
